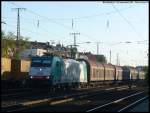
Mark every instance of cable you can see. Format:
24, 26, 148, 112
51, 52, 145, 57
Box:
9, 2, 99, 41
5, 2, 148, 46
8, 2, 140, 43
4, 23, 148, 46
9, 2, 136, 20
4, 23, 70, 44
111, 4, 143, 40
73, 5, 136, 20
20, 17, 69, 41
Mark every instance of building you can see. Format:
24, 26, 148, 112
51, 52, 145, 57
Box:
19, 41, 71, 59
20, 49, 47, 59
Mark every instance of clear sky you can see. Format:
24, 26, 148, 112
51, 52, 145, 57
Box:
1, 1, 149, 66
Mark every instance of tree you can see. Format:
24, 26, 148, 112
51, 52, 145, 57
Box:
95, 55, 107, 63
143, 66, 149, 85
1, 31, 15, 57
1, 31, 30, 59
70, 47, 77, 59
15, 35, 30, 59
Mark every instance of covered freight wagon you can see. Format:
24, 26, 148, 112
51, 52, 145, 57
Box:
138, 71, 145, 80
103, 63, 115, 82
88, 61, 105, 82
129, 67, 138, 80
122, 66, 130, 81
114, 65, 123, 82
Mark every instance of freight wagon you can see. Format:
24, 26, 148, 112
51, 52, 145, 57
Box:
1, 58, 30, 88
1, 58, 11, 81
138, 71, 145, 80
114, 65, 123, 83
11, 59, 30, 82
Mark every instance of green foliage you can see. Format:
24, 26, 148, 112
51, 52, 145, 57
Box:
144, 66, 149, 85
142, 66, 148, 72
95, 55, 107, 63
1, 31, 15, 57
70, 47, 77, 59
1, 31, 30, 59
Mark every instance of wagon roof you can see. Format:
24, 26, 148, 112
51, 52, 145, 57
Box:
114, 65, 123, 70
102, 63, 114, 68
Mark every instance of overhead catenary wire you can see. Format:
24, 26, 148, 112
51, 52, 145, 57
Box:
5, 2, 148, 47
10, 3, 136, 20
9, 2, 99, 41
3, 22, 148, 46
4, 23, 68, 44
21, 17, 68, 40
111, 4, 143, 40
2, 18, 83, 46
9, 2, 145, 43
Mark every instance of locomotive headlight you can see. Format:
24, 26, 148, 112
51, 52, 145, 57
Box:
30, 76, 33, 79
46, 76, 50, 79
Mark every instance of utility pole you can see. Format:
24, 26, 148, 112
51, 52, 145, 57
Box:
69, 19, 80, 59
110, 50, 111, 63
97, 42, 99, 55
96, 42, 102, 55
117, 53, 119, 65
70, 32, 80, 47
70, 19, 80, 47
12, 8, 26, 57
69, 32, 80, 59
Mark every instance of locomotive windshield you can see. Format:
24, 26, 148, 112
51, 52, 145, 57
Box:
42, 60, 52, 67
31, 59, 42, 67
31, 56, 53, 67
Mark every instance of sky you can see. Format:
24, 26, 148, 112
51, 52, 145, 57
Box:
1, 1, 149, 66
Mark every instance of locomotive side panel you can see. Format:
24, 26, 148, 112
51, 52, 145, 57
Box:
61, 59, 80, 84
79, 61, 88, 83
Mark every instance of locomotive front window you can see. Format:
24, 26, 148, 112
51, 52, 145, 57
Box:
31, 60, 42, 67
42, 60, 52, 67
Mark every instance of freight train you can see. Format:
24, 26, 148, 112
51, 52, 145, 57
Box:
28, 55, 145, 88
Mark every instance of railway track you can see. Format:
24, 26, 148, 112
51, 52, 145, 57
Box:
2, 85, 146, 112
1, 84, 128, 100
2, 88, 32, 94
86, 91, 148, 112
1, 88, 49, 101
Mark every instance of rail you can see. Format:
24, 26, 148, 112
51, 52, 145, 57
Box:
86, 91, 147, 112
